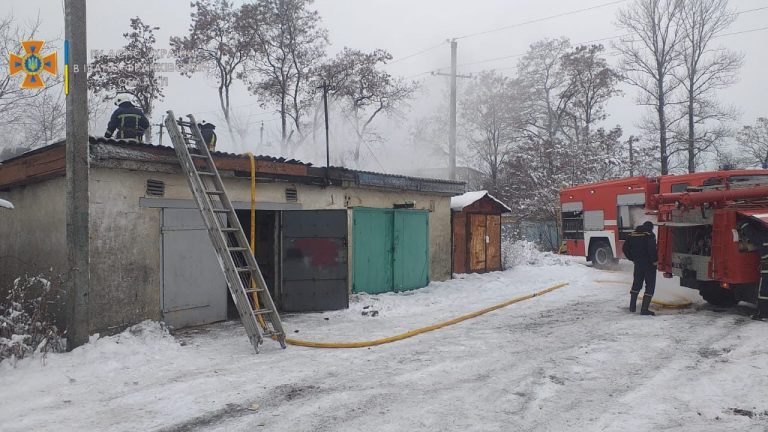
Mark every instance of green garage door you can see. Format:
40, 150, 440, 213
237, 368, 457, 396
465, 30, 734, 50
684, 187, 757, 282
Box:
353, 208, 429, 294
394, 210, 429, 290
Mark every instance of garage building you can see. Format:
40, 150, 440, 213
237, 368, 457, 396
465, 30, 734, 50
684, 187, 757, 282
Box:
0, 138, 464, 334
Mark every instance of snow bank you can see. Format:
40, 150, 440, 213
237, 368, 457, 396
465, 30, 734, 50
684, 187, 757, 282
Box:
2, 320, 177, 373
502, 239, 573, 268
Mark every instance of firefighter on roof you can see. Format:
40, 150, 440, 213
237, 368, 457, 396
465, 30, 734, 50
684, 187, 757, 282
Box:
622, 221, 658, 316
104, 97, 150, 141
737, 220, 768, 320
198, 122, 217, 152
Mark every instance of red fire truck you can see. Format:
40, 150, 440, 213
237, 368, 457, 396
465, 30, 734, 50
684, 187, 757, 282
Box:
559, 169, 768, 268
649, 175, 768, 306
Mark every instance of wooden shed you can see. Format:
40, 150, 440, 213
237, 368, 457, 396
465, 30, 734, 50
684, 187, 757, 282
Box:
451, 191, 512, 274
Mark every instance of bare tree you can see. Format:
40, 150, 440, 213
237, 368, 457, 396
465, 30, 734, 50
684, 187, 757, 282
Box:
171, 0, 251, 144
561, 44, 621, 147
237, 0, 327, 155
0, 13, 67, 155
89, 17, 164, 142
616, 0, 685, 174
461, 71, 518, 193
517, 37, 575, 146
18, 83, 65, 147
0, 14, 48, 131
675, 0, 743, 172
735, 118, 768, 168
319, 48, 417, 165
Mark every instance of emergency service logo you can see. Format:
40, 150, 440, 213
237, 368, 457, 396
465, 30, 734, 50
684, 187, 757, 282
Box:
8, 40, 58, 89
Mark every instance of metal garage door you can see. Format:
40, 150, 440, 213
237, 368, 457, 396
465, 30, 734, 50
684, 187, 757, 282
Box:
394, 210, 429, 290
353, 208, 430, 294
281, 210, 348, 312
162, 208, 227, 329
352, 208, 394, 294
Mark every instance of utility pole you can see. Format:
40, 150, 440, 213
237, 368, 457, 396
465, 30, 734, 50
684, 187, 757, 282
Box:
628, 135, 637, 177
65, 0, 90, 350
433, 39, 471, 181
322, 82, 330, 169
317, 81, 331, 169
259, 121, 264, 148
156, 122, 164, 146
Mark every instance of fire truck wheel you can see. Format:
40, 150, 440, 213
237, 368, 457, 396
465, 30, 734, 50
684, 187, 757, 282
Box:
700, 284, 738, 307
591, 241, 615, 269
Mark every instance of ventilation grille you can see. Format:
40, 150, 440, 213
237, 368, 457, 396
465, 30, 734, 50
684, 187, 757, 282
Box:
285, 187, 298, 202
146, 179, 165, 197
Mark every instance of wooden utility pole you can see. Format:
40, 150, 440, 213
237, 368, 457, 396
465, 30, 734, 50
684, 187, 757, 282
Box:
65, 0, 90, 350
449, 40, 457, 181
628, 135, 637, 177
322, 82, 330, 169
433, 40, 471, 181
156, 122, 164, 145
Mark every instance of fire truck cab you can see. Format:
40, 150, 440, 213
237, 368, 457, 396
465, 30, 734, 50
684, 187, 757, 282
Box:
560, 169, 768, 269
560, 177, 652, 268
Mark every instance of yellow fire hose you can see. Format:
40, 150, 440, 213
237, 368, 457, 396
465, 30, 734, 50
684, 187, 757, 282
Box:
284, 282, 569, 348
243, 156, 571, 348
594, 280, 693, 309
246, 152, 268, 329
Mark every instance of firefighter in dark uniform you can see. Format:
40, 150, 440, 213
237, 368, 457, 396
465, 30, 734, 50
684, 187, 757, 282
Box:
622, 221, 658, 315
737, 219, 768, 320
104, 97, 150, 141
198, 122, 217, 152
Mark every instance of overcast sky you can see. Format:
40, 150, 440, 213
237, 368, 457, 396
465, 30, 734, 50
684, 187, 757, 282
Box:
5, 0, 768, 170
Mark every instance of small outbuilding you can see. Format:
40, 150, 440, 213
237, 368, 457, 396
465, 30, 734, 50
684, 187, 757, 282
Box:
451, 191, 511, 274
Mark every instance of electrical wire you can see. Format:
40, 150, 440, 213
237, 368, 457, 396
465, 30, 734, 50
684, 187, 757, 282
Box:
389, 41, 448, 65
427, 5, 768, 76
453, 0, 628, 40
717, 25, 768, 38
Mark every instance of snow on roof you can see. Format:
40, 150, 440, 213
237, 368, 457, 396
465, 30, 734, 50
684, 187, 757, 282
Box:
450, 190, 511, 212
0, 198, 13, 209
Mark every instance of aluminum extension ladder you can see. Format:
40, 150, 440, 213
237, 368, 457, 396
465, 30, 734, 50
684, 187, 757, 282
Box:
164, 111, 286, 353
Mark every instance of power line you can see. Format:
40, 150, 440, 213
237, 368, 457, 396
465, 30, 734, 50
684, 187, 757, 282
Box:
717, 25, 768, 38
733, 5, 768, 16
453, 0, 628, 40
429, 6, 768, 75
389, 41, 448, 65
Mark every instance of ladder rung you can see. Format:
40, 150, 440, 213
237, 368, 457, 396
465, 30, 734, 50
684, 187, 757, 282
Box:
229, 247, 249, 252
198, 171, 215, 176
262, 331, 283, 338
245, 288, 265, 294
237, 267, 257, 272
205, 189, 224, 195
253, 309, 272, 316
190, 154, 208, 159
221, 228, 239, 232
212, 208, 230, 213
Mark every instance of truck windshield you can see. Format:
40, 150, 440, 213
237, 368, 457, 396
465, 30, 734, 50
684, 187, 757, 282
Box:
729, 175, 768, 185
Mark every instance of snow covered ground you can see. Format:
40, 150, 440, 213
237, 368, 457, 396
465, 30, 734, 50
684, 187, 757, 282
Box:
2, 253, 768, 431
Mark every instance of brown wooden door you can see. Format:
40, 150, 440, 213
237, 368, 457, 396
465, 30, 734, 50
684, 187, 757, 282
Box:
469, 214, 487, 272
486, 215, 502, 271
452, 212, 467, 274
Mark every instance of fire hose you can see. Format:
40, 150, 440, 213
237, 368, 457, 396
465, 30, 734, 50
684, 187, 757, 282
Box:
245, 152, 574, 348
284, 282, 569, 348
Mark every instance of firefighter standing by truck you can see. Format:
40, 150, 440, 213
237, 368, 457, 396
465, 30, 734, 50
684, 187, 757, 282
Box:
622, 221, 658, 316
